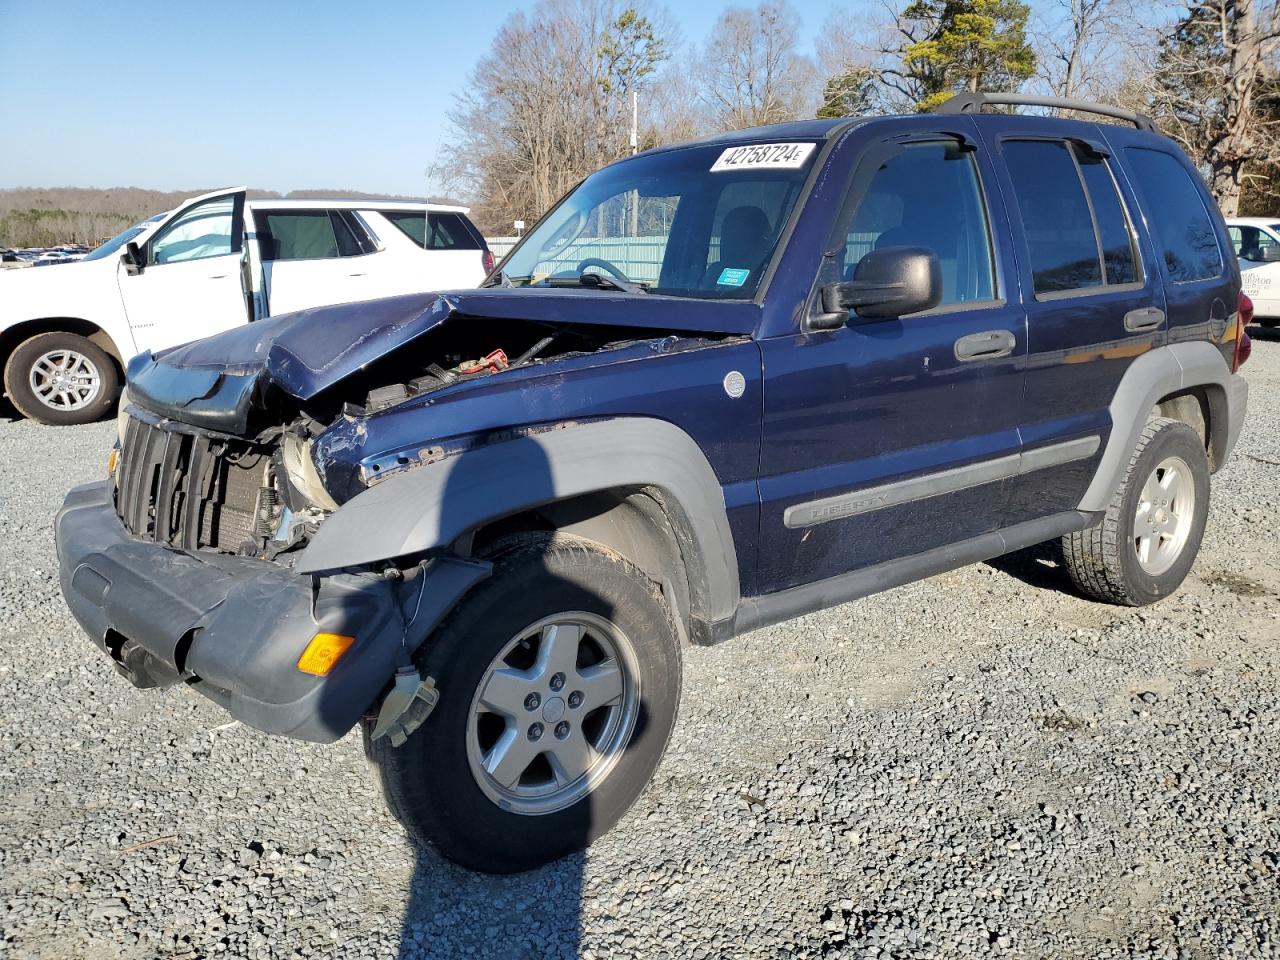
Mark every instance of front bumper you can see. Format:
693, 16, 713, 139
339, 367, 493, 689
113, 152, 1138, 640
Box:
55, 481, 487, 742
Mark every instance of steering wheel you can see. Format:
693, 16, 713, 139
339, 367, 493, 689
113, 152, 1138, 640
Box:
575, 257, 630, 282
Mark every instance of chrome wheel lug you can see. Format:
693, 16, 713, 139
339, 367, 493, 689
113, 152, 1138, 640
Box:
524, 693, 541, 711
527, 723, 543, 741
567, 691, 583, 709
549, 672, 565, 692
554, 721, 570, 739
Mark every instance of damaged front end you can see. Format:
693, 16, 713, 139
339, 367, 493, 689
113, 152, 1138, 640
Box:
59, 288, 754, 742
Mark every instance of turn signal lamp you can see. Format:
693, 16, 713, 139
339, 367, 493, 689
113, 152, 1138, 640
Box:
297, 633, 355, 676
107, 446, 120, 479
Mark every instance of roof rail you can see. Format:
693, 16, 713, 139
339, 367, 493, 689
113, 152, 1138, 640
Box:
932, 92, 1159, 134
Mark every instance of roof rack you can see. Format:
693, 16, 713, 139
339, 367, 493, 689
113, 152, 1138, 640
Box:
932, 92, 1159, 134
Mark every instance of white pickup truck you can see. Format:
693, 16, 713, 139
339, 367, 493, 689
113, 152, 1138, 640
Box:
0, 188, 492, 424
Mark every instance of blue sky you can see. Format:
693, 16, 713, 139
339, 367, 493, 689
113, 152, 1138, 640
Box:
0, 0, 852, 196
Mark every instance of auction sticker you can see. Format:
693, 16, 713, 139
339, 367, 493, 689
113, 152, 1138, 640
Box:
711, 142, 816, 173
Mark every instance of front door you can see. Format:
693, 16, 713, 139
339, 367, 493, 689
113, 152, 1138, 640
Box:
117, 189, 249, 353
755, 129, 1027, 594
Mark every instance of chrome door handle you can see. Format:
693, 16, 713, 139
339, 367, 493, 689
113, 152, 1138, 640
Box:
954, 330, 1016, 361
1124, 306, 1165, 332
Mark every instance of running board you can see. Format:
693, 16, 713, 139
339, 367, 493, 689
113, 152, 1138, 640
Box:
726, 510, 1098, 639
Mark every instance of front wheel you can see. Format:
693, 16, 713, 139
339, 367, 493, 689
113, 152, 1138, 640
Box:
1061, 417, 1209, 606
3, 331, 118, 425
365, 533, 681, 873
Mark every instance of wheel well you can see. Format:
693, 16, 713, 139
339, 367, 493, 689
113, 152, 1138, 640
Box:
469, 487, 709, 645
1154, 385, 1227, 471
0, 318, 124, 386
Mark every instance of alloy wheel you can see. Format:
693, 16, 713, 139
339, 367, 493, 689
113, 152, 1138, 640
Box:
465, 612, 640, 816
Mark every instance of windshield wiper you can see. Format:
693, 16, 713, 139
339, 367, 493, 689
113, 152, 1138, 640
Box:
576, 271, 647, 295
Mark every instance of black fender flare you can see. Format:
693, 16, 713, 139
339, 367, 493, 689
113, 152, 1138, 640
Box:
1079, 341, 1244, 512
297, 418, 742, 627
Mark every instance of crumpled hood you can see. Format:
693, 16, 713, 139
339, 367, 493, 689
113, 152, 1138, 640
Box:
126, 288, 760, 433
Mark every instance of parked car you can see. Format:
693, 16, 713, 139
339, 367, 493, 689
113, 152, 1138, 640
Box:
1226, 217, 1280, 324
56, 93, 1249, 873
0, 192, 491, 424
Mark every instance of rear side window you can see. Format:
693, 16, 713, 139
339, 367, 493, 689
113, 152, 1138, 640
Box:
256, 210, 373, 261
1077, 154, 1138, 285
1124, 148, 1223, 282
1002, 140, 1140, 296
843, 141, 996, 306
381, 210, 483, 250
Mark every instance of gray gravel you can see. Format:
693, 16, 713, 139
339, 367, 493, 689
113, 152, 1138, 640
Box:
2, 335, 1279, 960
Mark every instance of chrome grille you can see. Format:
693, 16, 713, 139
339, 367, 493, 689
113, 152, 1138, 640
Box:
115, 415, 268, 552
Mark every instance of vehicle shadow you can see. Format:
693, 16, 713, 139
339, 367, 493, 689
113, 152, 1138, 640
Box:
385, 434, 600, 958
396, 845, 584, 958
984, 539, 1076, 594
1247, 322, 1280, 342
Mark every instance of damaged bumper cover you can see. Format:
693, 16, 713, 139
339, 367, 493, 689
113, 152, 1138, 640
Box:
55, 481, 489, 742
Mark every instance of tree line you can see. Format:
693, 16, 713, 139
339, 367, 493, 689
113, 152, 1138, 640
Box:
440, 0, 1280, 234
0, 187, 450, 248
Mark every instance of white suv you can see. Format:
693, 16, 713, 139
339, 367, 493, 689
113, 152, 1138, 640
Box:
0, 188, 492, 425
1226, 217, 1280, 325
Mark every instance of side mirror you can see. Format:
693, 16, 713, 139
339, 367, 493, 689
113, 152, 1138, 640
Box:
122, 240, 145, 275
1261, 246, 1280, 263
811, 246, 942, 330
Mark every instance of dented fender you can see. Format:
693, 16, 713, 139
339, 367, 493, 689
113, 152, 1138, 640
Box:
296, 417, 742, 626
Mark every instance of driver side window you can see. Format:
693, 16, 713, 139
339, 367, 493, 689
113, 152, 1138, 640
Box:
843, 142, 996, 307
1230, 225, 1280, 262
150, 197, 236, 265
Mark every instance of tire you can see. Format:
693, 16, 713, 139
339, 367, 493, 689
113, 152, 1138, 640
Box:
365, 533, 681, 873
3, 331, 118, 426
1061, 417, 1209, 606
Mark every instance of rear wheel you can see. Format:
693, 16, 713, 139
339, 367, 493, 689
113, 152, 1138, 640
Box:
3, 331, 118, 426
365, 533, 681, 873
1061, 417, 1209, 605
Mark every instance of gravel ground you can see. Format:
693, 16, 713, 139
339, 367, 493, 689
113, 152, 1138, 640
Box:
2, 334, 1278, 960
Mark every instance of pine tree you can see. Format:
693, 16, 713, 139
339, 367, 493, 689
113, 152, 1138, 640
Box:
817, 65, 878, 118
888, 0, 1037, 111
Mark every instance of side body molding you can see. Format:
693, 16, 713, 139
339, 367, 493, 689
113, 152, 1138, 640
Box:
1080, 341, 1246, 512
297, 418, 742, 625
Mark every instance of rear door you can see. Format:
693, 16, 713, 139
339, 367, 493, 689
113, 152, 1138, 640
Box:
116, 188, 250, 352
254, 208, 381, 315
972, 120, 1166, 523
373, 209, 488, 289
755, 123, 1028, 594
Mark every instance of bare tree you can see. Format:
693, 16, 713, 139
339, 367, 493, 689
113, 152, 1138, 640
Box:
437, 0, 672, 234
1035, 0, 1133, 100
1140, 0, 1280, 214
700, 2, 818, 130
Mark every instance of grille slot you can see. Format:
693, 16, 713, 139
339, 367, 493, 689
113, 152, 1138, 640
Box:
115, 415, 268, 552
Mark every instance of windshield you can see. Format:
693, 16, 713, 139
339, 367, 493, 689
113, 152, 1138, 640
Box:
498, 141, 818, 299
81, 214, 164, 262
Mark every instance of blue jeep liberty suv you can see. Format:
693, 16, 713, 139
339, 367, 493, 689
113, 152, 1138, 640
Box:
56, 93, 1251, 872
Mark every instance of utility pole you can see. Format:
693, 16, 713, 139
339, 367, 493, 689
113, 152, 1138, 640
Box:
629, 89, 639, 238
